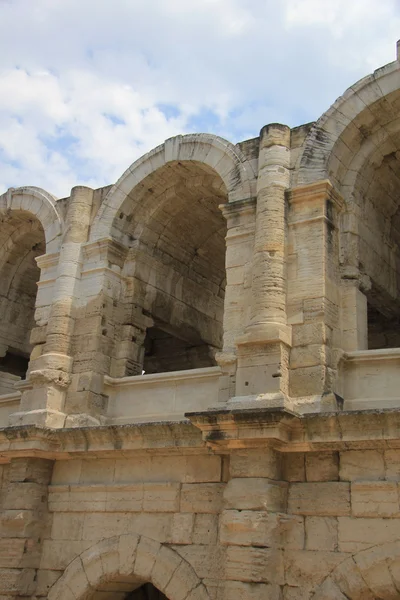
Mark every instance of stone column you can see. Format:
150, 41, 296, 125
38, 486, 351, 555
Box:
10, 187, 94, 428
0, 458, 53, 598
234, 125, 292, 407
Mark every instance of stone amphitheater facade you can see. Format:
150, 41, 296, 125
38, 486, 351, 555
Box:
0, 43, 400, 600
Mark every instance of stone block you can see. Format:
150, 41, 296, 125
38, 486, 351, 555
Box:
280, 515, 304, 550
338, 517, 400, 552
82, 513, 132, 541
339, 450, 384, 481
220, 510, 281, 547
229, 449, 282, 479
222, 581, 282, 600
105, 485, 143, 512
164, 558, 200, 600
0, 568, 36, 595
36, 570, 62, 596
143, 483, 180, 512
172, 545, 224, 580
40, 540, 93, 570
131, 513, 172, 543
282, 454, 305, 482
192, 514, 218, 545
351, 481, 400, 517
3, 483, 48, 510
180, 483, 224, 513
225, 546, 284, 584
332, 556, 375, 600
62, 557, 90, 600
292, 322, 328, 347
305, 453, 339, 482
118, 533, 140, 576
170, 513, 194, 545
134, 536, 161, 580
0, 538, 29, 568
9, 458, 53, 485
0, 509, 45, 538
288, 482, 350, 516
224, 478, 287, 511
151, 545, 182, 593
284, 550, 346, 588
290, 344, 326, 369
79, 458, 115, 483
384, 449, 400, 481
52, 460, 82, 484
290, 365, 325, 396
305, 517, 338, 551
51, 512, 84, 540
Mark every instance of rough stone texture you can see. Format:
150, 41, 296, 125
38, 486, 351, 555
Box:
0, 51, 400, 600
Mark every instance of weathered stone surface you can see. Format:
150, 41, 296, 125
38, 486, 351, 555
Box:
2, 53, 400, 600
305, 453, 339, 482
340, 450, 385, 482
223, 478, 287, 511
288, 483, 350, 516
225, 546, 284, 584
220, 510, 281, 547
180, 483, 224, 514
305, 517, 337, 551
351, 481, 400, 517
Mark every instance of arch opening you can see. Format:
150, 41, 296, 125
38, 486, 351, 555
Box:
332, 89, 400, 350
111, 160, 228, 377
88, 580, 168, 600
0, 210, 45, 393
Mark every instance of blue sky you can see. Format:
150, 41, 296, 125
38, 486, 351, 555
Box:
0, 0, 399, 197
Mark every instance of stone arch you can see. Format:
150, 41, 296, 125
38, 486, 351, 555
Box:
90, 133, 255, 242
312, 541, 400, 599
0, 186, 63, 254
296, 59, 400, 188
48, 534, 210, 600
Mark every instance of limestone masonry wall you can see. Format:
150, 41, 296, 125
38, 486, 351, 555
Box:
0, 45, 400, 600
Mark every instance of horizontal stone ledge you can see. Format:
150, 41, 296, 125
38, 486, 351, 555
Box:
2, 406, 400, 457
104, 365, 222, 387
186, 406, 400, 452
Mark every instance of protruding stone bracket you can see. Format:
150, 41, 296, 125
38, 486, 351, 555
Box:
186, 407, 299, 450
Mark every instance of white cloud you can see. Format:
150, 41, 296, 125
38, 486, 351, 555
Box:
0, 0, 399, 197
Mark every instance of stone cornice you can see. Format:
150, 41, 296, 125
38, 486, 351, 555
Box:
2, 408, 400, 460
186, 406, 400, 452
0, 422, 205, 462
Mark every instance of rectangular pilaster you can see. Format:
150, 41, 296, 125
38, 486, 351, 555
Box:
0, 458, 53, 597
287, 181, 343, 403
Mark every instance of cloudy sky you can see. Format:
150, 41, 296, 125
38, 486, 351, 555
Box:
0, 0, 399, 198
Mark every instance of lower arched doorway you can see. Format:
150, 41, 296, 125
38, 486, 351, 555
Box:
47, 535, 209, 600
91, 582, 168, 600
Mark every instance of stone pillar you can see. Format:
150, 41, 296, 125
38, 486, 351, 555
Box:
64, 237, 128, 425
0, 458, 53, 598
216, 198, 256, 404
221, 449, 295, 598
10, 187, 94, 428
287, 181, 344, 406
233, 125, 292, 407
